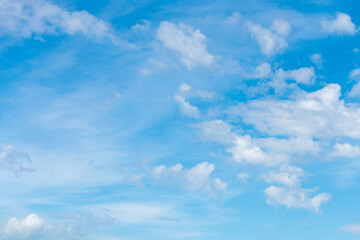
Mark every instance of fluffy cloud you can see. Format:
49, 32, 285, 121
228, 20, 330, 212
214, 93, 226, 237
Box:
309, 53, 323, 69
247, 19, 290, 56
152, 161, 227, 194
157, 21, 214, 69
0, 0, 117, 42
265, 185, 331, 212
331, 143, 360, 158
264, 166, 331, 212
197, 120, 276, 166
4, 214, 45, 239
197, 120, 319, 166
0, 144, 34, 175
2, 214, 80, 240
321, 12, 357, 36
237, 84, 360, 138
270, 67, 316, 92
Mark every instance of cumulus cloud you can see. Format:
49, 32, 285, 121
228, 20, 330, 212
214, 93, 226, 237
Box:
0, 0, 118, 43
0, 144, 34, 175
263, 166, 331, 212
152, 161, 227, 194
3, 214, 80, 240
236, 84, 360, 138
197, 119, 320, 166
270, 67, 316, 92
247, 19, 290, 56
157, 21, 214, 69
4, 214, 45, 239
331, 143, 360, 158
309, 53, 324, 69
321, 12, 357, 36
197, 120, 318, 166
197, 120, 277, 166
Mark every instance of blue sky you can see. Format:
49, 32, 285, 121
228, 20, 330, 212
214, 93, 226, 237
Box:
1, 0, 360, 239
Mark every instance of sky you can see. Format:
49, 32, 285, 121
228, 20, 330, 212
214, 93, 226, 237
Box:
1, 0, 360, 239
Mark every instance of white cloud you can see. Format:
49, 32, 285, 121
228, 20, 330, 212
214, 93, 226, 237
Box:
0, 0, 117, 43
247, 62, 272, 79
174, 84, 200, 118
348, 69, 360, 97
237, 173, 250, 182
197, 120, 320, 166
264, 166, 331, 212
4, 214, 44, 239
340, 223, 360, 235
321, 12, 357, 36
174, 83, 218, 118
247, 20, 289, 56
224, 12, 242, 25
153, 161, 227, 194
271, 19, 291, 36
0, 144, 34, 175
237, 84, 360, 138
131, 19, 150, 32
331, 143, 360, 158
91, 203, 172, 224
349, 82, 360, 97
227, 135, 271, 166
309, 53, 323, 69
263, 165, 305, 187
265, 185, 331, 212
3, 214, 79, 240
157, 21, 214, 69
270, 67, 316, 92
348, 68, 360, 80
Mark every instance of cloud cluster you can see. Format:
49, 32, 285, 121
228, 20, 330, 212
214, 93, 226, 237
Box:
263, 165, 331, 212
197, 120, 319, 167
0, 0, 117, 42
237, 84, 360, 138
157, 21, 214, 68
152, 161, 227, 194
